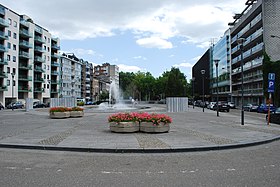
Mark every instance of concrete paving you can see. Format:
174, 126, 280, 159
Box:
0, 104, 280, 153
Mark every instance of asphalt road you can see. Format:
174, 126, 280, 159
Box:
0, 140, 279, 187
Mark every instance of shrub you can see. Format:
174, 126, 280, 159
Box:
49, 107, 71, 113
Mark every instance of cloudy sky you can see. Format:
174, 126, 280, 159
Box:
2, 0, 245, 79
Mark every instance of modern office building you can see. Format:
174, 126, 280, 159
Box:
210, 29, 232, 102
229, 0, 280, 106
0, 4, 60, 106
60, 53, 82, 98
192, 49, 211, 101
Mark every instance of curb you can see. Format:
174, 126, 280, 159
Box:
1, 135, 280, 154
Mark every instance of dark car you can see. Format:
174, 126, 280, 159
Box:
33, 101, 47, 108
257, 104, 276, 113
213, 101, 230, 112
7, 101, 24, 109
243, 103, 259, 112
266, 107, 280, 124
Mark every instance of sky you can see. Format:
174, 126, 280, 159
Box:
1, 0, 245, 80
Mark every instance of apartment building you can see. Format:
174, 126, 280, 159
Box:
0, 4, 60, 106
229, 0, 280, 106
60, 53, 82, 98
81, 60, 95, 102
210, 29, 232, 102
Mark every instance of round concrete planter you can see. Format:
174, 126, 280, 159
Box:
70, 111, 84, 118
49, 112, 70, 119
109, 122, 140, 132
140, 122, 170, 133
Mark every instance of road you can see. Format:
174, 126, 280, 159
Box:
0, 140, 279, 187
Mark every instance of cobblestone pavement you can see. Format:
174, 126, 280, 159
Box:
0, 104, 279, 152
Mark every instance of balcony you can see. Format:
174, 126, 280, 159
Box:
51, 61, 60, 67
0, 44, 7, 52
51, 80, 60, 84
34, 36, 46, 44
51, 53, 60, 59
0, 7, 5, 15
19, 63, 32, 70
19, 51, 31, 59
34, 46, 45, 53
0, 31, 8, 40
232, 88, 263, 96
51, 89, 58, 93
0, 71, 7, 78
51, 71, 59, 75
18, 86, 32, 92
20, 19, 29, 27
34, 77, 44, 83
0, 17, 9, 27
19, 29, 33, 38
34, 56, 46, 63
0, 85, 7, 91
0, 58, 8, 65
35, 26, 43, 34
34, 66, 45, 73
19, 41, 32, 49
18, 75, 32, 81
51, 44, 60, 50
34, 87, 45, 93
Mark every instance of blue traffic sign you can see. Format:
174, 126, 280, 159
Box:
268, 80, 275, 93
268, 73, 275, 80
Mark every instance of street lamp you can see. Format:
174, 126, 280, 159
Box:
192, 77, 195, 109
11, 72, 15, 111
214, 59, 220, 117
271, 35, 280, 39
237, 38, 246, 125
201, 70, 205, 112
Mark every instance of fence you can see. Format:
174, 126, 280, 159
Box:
50, 98, 76, 108
167, 97, 188, 112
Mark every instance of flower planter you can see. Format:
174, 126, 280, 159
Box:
70, 111, 84, 118
109, 122, 139, 133
140, 122, 170, 133
49, 111, 70, 119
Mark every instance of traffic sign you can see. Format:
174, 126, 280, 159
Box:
268, 73, 275, 80
268, 80, 275, 93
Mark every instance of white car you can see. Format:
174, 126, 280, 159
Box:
207, 102, 216, 110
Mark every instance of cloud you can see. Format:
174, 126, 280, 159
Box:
136, 37, 173, 49
133, 56, 147, 60
0, 0, 245, 48
173, 62, 193, 68
117, 64, 143, 73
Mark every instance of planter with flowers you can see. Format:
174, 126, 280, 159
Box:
139, 113, 172, 133
108, 112, 172, 133
70, 107, 84, 118
108, 112, 140, 132
49, 107, 71, 119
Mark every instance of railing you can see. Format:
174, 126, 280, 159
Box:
34, 56, 46, 63
51, 62, 60, 67
0, 85, 7, 91
34, 66, 45, 72
0, 44, 7, 52
34, 77, 44, 82
18, 76, 32, 81
19, 64, 32, 70
18, 86, 32, 92
0, 31, 8, 39
0, 17, 9, 27
0, 71, 7, 78
34, 36, 46, 43
19, 29, 33, 38
19, 51, 30, 58
34, 87, 45, 92
0, 58, 8, 65
19, 40, 33, 48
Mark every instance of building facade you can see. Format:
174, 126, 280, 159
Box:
229, 0, 280, 106
210, 29, 232, 102
0, 4, 60, 106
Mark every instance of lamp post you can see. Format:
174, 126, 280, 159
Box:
201, 70, 205, 112
237, 38, 246, 125
192, 77, 195, 109
214, 59, 220, 117
11, 72, 15, 111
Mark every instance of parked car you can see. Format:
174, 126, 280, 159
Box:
0, 102, 4, 110
207, 102, 216, 110
266, 107, 280, 122
7, 101, 24, 109
33, 101, 47, 108
257, 104, 276, 113
228, 102, 236, 109
243, 103, 259, 112
213, 101, 230, 112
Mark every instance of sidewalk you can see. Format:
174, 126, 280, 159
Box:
0, 105, 279, 153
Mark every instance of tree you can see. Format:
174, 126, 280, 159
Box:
165, 67, 187, 97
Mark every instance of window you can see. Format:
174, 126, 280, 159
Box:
13, 80, 15, 86
44, 74, 46, 79
8, 30, 11, 37
7, 55, 10, 61
13, 68, 16, 74
47, 65, 49, 70
47, 84, 49, 89
7, 42, 11, 49
47, 75, 49, 79
8, 18, 12, 25
44, 64, 46, 69
47, 47, 50, 52
44, 84, 46, 89
48, 38, 50, 43
13, 44, 16, 50
7, 67, 10, 74
13, 33, 17, 39
47, 56, 49, 61
13, 56, 16, 62
13, 21, 17, 27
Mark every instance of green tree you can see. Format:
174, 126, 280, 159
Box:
165, 67, 188, 97
119, 72, 135, 98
